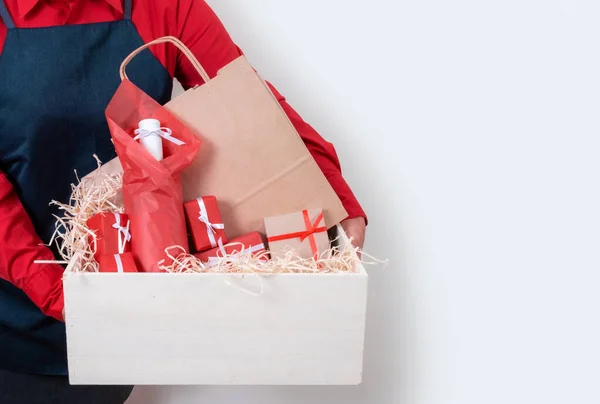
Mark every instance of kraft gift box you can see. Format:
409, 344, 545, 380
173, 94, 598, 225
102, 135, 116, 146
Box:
264, 208, 329, 260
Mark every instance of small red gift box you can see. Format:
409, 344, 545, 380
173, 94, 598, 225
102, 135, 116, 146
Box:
99, 253, 138, 273
87, 212, 132, 261
194, 232, 269, 264
184, 196, 227, 252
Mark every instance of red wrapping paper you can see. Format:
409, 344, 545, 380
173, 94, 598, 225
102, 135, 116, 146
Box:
105, 80, 201, 272
87, 212, 131, 261
99, 253, 138, 273
184, 196, 227, 252
194, 232, 269, 264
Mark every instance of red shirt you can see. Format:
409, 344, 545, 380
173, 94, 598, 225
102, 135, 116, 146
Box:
0, 0, 366, 320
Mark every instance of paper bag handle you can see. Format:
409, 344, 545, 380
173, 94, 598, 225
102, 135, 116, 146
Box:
120, 36, 211, 83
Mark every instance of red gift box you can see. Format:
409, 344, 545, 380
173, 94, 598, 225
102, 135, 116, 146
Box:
194, 232, 269, 265
184, 196, 227, 252
99, 253, 138, 273
87, 212, 132, 261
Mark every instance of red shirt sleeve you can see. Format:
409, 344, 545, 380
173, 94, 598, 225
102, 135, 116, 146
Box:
0, 172, 63, 320
173, 0, 366, 221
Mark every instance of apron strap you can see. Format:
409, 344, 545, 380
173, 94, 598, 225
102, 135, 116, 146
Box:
0, 0, 15, 29
123, 0, 133, 20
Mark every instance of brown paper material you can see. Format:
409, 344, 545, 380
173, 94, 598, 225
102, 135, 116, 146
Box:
264, 208, 330, 260
92, 36, 347, 239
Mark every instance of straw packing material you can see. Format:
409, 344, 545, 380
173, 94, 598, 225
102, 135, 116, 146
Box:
49, 158, 124, 272
51, 160, 382, 274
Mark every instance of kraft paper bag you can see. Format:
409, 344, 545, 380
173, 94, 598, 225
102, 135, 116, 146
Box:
97, 36, 347, 239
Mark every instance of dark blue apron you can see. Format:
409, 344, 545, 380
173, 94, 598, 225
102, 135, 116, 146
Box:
0, 0, 172, 375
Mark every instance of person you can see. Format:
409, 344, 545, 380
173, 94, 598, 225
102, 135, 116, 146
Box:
0, 0, 367, 402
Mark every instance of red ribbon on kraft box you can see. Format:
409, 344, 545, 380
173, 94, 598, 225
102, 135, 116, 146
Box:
265, 209, 329, 260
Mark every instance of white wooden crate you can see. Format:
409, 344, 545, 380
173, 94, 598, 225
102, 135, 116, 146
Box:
63, 226, 368, 385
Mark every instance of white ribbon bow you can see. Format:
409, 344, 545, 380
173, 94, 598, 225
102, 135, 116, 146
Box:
134, 127, 186, 146
112, 213, 132, 254
197, 198, 225, 248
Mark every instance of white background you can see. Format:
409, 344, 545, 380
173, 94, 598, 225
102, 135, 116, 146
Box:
129, 0, 600, 403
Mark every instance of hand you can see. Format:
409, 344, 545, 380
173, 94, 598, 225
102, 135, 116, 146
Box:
341, 217, 366, 250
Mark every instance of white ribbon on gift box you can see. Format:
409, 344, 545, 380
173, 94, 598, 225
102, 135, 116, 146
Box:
113, 254, 124, 273
197, 197, 225, 248
206, 238, 266, 267
133, 127, 185, 146
112, 213, 132, 254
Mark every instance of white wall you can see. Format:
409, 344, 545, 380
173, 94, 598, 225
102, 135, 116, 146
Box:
129, 1, 600, 403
